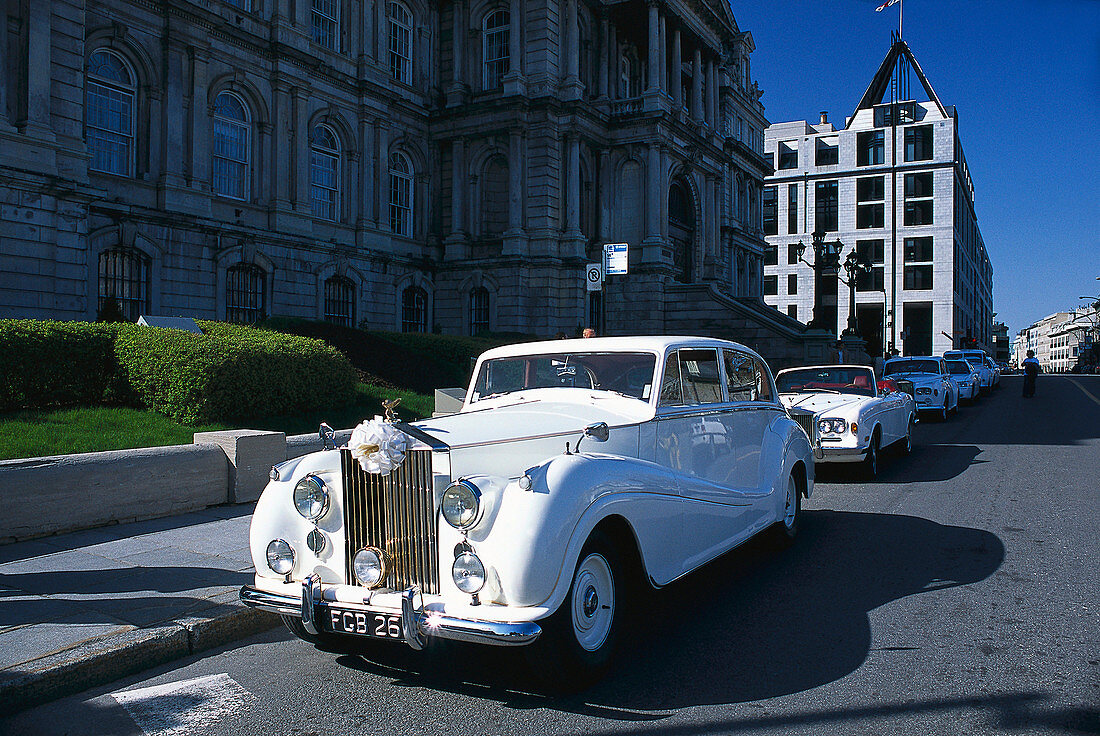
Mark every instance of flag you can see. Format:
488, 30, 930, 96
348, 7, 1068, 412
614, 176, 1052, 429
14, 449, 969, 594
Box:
876, 0, 900, 10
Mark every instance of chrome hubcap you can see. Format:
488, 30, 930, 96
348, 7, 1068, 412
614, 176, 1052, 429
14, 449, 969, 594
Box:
583, 586, 598, 617
571, 553, 614, 652
784, 475, 797, 527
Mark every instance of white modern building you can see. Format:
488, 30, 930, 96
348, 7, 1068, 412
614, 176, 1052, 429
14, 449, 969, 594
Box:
761, 41, 993, 358
1015, 308, 1099, 372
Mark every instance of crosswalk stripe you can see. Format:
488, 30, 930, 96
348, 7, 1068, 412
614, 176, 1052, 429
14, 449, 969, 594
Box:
110, 673, 253, 736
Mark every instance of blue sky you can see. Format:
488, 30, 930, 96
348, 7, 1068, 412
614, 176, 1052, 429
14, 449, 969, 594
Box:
733, 0, 1100, 336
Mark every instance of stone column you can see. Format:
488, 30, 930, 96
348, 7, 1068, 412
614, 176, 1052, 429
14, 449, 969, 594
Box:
608, 23, 619, 99
189, 46, 210, 189
671, 26, 682, 111
447, 0, 468, 106
257, 120, 273, 204
359, 0, 375, 70
565, 133, 582, 238
356, 110, 374, 232
376, 121, 390, 230
22, 0, 53, 138
562, 0, 582, 98
292, 86, 311, 213
691, 47, 703, 123
644, 141, 662, 261
658, 12, 667, 92
270, 81, 293, 210
597, 149, 611, 242
0, 0, 11, 129
375, 1, 385, 60
504, 129, 527, 255
448, 137, 466, 240
703, 174, 716, 267
645, 0, 660, 94
597, 12, 609, 99
160, 39, 188, 188
705, 58, 716, 129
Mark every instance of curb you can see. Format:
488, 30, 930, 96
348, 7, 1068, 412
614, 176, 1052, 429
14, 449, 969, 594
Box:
0, 604, 279, 715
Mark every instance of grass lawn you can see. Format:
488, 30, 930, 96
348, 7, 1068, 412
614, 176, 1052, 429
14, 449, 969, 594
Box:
0, 384, 434, 461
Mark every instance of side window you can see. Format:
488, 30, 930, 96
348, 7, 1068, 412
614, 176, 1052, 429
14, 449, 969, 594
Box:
723, 349, 756, 401
678, 349, 723, 404
658, 351, 683, 407
753, 358, 774, 402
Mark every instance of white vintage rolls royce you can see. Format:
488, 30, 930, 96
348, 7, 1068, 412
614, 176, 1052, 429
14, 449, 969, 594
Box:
241, 336, 814, 686
774, 365, 916, 479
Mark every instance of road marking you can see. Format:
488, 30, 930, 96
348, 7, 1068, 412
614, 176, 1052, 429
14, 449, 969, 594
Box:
111, 673, 253, 736
1067, 378, 1100, 408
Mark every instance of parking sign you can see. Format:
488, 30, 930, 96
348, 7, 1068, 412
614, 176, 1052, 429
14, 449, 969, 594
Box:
586, 263, 603, 291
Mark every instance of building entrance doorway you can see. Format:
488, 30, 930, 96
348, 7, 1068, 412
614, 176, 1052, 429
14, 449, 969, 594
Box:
857, 304, 885, 359
668, 179, 695, 284
903, 302, 933, 356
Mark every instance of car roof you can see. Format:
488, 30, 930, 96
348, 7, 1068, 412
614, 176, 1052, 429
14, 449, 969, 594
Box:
886, 356, 940, 362
475, 336, 760, 361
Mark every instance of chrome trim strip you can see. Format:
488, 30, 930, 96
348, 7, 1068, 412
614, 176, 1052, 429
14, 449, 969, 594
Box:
656, 404, 785, 420
432, 422, 638, 451
394, 422, 450, 452
239, 585, 541, 647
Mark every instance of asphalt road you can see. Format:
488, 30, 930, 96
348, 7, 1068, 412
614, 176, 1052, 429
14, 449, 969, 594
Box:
4, 375, 1098, 736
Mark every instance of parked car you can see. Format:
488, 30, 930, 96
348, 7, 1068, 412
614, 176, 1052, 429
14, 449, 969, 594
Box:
944, 358, 981, 403
883, 356, 958, 420
774, 365, 916, 478
984, 357, 1001, 388
240, 337, 815, 686
944, 350, 993, 394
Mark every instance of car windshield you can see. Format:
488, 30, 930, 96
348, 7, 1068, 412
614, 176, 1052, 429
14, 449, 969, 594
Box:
885, 359, 940, 376
775, 367, 876, 397
945, 360, 972, 375
470, 352, 657, 402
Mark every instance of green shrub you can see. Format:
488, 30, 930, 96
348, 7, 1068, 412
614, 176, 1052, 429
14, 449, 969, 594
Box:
0, 320, 124, 411
115, 322, 357, 424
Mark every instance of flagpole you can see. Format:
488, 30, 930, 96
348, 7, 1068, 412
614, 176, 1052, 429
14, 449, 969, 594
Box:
900, 0, 904, 39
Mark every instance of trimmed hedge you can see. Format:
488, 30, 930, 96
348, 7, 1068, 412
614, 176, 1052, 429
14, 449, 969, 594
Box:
116, 322, 356, 423
1, 319, 356, 424
0, 320, 123, 411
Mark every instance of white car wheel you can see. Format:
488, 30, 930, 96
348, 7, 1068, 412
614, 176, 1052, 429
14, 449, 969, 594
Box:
571, 552, 615, 652
901, 415, 914, 455
772, 470, 802, 547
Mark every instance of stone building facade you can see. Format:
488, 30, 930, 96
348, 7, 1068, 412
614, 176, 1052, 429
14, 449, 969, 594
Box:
1, 0, 825, 365
762, 41, 994, 358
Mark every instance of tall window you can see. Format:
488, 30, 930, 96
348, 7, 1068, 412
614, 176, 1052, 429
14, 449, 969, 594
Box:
815, 137, 838, 166
226, 263, 266, 323
401, 286, 427, 332
389, 151, 413, 236
787, 243, 800, 265
905, 125, 933, 161
310, 125, 340, 220
86, 50, 135, 176
620, 47, 642, 98
787, 183, 798, 234
855, 239, 885, 292
787, 273, 798, 296
324, 275, 355, 327
904, 172, 933, 226
312, 0, 339, 50
814, 180, 838, 232
762, 186, 777, 235
904, 237, 934, 290
469, 287, 490, 335
212, 92, 250, 200
389, 2, 412, 84
857, 130, 884, 166
98, 248, 148, 321
763, 244, 777, 266
777, 141, 797, 170
856, 176, 885, 229
763, 275, 777, 296
483, 10, 510, 90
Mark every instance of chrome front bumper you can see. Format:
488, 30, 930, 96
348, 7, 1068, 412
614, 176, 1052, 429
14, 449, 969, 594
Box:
240, 577, 541, 649
814, 444, 867, 463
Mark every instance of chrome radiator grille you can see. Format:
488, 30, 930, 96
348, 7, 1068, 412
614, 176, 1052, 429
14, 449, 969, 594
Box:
791, 412, 816, 443
340, 448, 439, 594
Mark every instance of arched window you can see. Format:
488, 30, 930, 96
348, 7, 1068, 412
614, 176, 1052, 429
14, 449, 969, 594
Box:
324, 275, 355, 327
212, 92, 250, 200
401, 286, 428, 332
310, 124, 340, 220
620, 46, 641, 98
469, 287, 490, 335
98, 247, 148, 321
225, 262, 266, 323
389, 151, 413, 236
312, 0, 340, 50
86, 50, 135, 176
669, 179, 695, 284
483, 9, 510, 90
389, 2, 412, 84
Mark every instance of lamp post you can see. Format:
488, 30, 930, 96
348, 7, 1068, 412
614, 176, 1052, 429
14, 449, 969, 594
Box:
794, 229, 844, 334
840, 250, 873, 337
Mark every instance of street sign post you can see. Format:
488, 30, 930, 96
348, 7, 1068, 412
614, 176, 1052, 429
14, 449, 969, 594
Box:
586, 263, 603, 291
603, 243, 628, 275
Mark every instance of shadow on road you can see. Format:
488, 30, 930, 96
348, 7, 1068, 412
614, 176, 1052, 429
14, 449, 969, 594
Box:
329, 510, 1004, 718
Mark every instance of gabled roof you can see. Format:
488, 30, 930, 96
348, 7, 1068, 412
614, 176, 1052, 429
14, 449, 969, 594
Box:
845, 40, 948, 129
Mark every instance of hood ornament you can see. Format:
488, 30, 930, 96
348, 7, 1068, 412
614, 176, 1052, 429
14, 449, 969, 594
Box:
382, 398, 402, 423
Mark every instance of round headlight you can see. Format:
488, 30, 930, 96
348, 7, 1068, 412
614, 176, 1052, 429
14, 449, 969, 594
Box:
817, 418, 831, 434
353, 547, 386, 588
833, 419, 847, 434
452, 552, 486, 594
293, 475, 329, 521
442, 480, 482, 530
266, 539, 295, 575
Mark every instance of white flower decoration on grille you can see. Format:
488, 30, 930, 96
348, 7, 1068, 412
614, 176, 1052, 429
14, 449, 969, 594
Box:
349, 417, 407, 475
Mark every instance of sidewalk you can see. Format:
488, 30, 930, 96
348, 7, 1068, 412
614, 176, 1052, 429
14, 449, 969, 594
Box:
0, 504, 279, 713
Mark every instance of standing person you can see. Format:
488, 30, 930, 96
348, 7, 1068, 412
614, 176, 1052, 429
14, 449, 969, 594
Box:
1022, 350, 1040, 397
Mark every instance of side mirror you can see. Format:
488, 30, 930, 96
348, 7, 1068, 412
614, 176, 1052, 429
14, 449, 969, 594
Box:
573, 422, 610, 453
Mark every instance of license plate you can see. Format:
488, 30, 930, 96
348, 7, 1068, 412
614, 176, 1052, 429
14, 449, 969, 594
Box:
324, 607, 403, 639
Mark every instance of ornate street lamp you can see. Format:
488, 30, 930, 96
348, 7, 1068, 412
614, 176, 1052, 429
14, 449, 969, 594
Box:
840, 250, 874, 337
794, 229, 845, 333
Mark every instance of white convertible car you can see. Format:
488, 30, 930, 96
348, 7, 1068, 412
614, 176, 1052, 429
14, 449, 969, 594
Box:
775, 365, 916, 478
241, 336, 814, 686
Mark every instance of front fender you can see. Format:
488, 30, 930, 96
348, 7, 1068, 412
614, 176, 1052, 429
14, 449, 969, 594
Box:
467, 452, 682, 614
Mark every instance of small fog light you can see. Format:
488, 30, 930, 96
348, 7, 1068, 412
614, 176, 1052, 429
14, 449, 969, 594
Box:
266, 539, 295, 575
452, 552, 486, 594
353, 547, 386, 588
306, 529, 326, 554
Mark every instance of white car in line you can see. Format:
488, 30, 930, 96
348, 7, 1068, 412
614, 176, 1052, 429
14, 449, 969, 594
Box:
883, 356, 959, 420
775, 365, 916, 479
944, 358, 982, 403
240, 336, 815, 687
944, 350, 994, 394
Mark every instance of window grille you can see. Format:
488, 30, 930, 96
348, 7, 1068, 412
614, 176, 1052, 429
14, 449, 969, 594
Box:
469, 287, 489, 335
312, 0, 340, 50
98, 247, 148, 322
389, 152, 413, 236
324, 275, 355, 327
389, 2, 412, 83
402, 286, 427, 332
226, 263, 266, 323
483, 10, 510, 89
